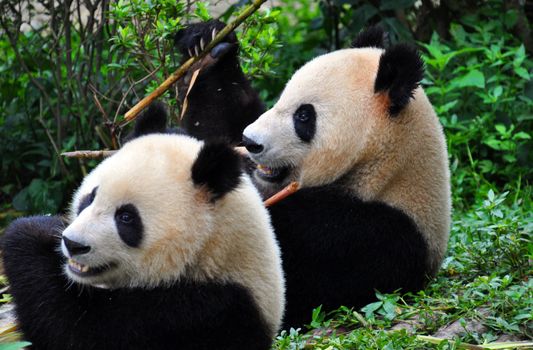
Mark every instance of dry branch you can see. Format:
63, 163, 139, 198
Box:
123, 0, 268, 122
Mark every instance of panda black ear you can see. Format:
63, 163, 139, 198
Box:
374, 43, 424, 116
192, 142, 242, 201
351, 26, 388, 49
125, 102, 168, 142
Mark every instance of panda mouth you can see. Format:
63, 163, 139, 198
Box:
67, 259, 116, 277
256, 164, 290, 182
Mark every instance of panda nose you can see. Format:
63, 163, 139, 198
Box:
242, 135, 264, 154
63, 236, 91, 256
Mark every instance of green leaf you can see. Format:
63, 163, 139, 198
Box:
492, 86, 503, 98
514, 45, 526, 67
195, 2, 211, 21
484, 138, 501, 150
453, 69, 485, 88
495, 124, 506, 135
488, 189, 495, 202
514, 66, 530, 80
361, 301, 382, 319
382, 301, 397, 320
512, 131, 531, 140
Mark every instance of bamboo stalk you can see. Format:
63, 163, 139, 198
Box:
123, 0, 268, 122
63, 147, 245, 159
264, 182, 300, 207
61, 150, 117, 159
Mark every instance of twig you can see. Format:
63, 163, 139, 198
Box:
92, 93, 109, 121
264, 182, 299, 207
61, 150, 117, 159
123, 0, 268, 122
115, 66, 162, 124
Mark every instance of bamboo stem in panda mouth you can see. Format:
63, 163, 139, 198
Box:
264, 182, 300, 207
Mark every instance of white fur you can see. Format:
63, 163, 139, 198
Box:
244, 48, 451, 273
64, 134, 285, 335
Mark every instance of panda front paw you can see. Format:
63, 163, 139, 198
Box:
2, 215, 64, 267
2, 216, 64, 248
175, 19, 238, 61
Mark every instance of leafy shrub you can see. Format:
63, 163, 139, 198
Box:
420, 4, 532, 209
0, 1, 279, 215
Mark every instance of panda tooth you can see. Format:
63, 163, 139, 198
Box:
81, 265, 89, 273
257, 164, 272, 175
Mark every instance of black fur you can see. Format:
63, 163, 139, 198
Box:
77, 186, 98, 215
123, 102, 168, 142
192, 142, 242, 200
268, 185, 430, 329
293, 104, 316, 143
175, 20, 264, 144
374, 44, 424, 115
351, 26, 388, 49
114, 204, 144, 247
2, 216, 272, 350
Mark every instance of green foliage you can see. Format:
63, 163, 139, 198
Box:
421, 4, 532, 209
108, 0, 187, 97
0, 1, 279, 214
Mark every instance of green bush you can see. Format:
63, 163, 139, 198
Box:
421, 5, 532, 209
0, 1, 279, 216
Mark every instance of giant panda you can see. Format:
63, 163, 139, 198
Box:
169, 22, 451, 329
2, 132, 285, 349
241, 28, 451, 327
174, 20, 265, 144
124, 21, 263, 145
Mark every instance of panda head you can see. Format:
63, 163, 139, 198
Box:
242, 27, 424, 188
61, 134, 242, 288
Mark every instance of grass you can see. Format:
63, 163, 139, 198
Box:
273, 188, 532, 349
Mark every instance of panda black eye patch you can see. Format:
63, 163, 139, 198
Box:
293, 104, 316, 143
114, 204, 143, 248
77, 186, 98, 215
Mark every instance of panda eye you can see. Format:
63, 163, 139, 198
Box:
114, 204, 143, 247
116, 211, 135, 225
294, 104, 315, 123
